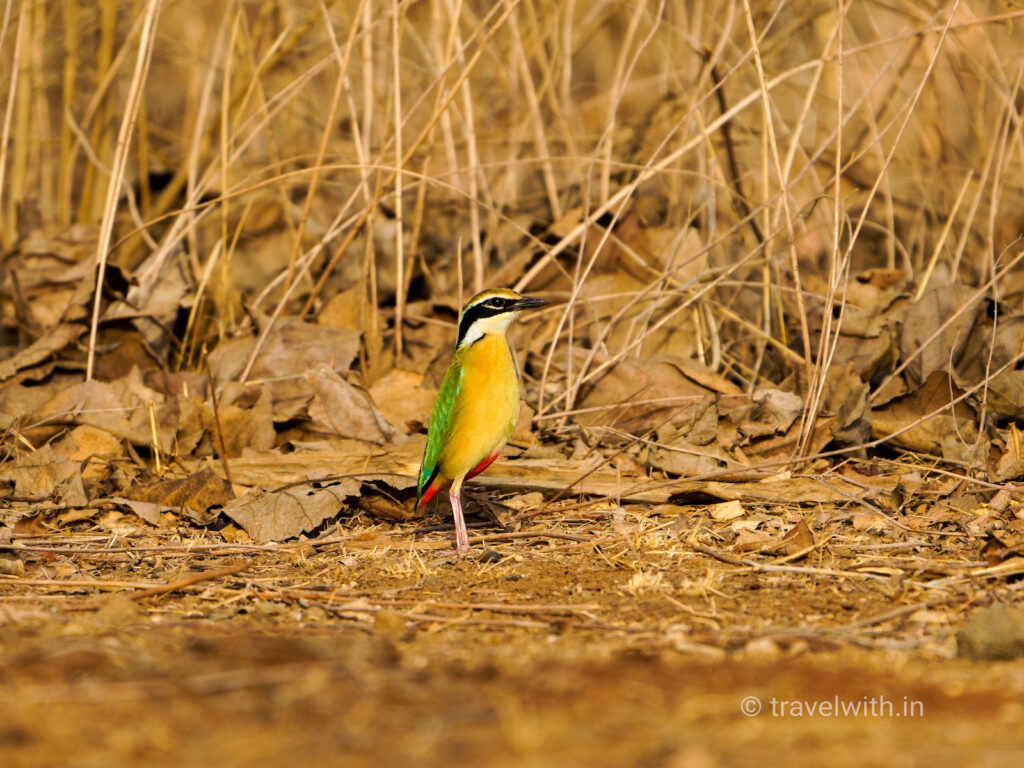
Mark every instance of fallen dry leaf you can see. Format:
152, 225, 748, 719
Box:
51, 425, 123, 484
572, 348, 710, 436
643, 439, 734, 479
120, 467, 235, 525
779, 518, 815, 556
871, 370, 977, 460
985, 370, 1024, 420
709, 500, 746, 521
368, 368, 435, 434
734, 529, 773, 552
900, 284, 981, 386
213, 387, 276, 457
0, 324, 85, 382
207, 318, 361, 383
29, 375, 168, 451
354, 484, 419, 521
739, 389, 802, 439
980, 531, 1024, 567
306, 365, 402, 444
821, 363, 871, 446
222, 478, 361, 542
0, 445, 88, 506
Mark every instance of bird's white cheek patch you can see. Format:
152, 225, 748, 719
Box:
458, 312, 519, 348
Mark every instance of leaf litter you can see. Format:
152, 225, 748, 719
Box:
4, 224, 1024, 763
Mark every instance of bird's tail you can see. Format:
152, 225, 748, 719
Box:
416, 466, 443, 510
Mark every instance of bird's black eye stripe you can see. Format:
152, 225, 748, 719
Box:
456, 296, 515, 346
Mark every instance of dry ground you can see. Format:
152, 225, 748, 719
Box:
3, 499, 1024, 768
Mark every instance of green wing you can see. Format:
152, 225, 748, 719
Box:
417, 360, 464, 499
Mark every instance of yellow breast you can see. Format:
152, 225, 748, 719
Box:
439, 333, 520, 480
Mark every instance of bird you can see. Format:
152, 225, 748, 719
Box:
416, 288, 549, 550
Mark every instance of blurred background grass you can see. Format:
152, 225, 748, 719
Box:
1, 0, 1022, 419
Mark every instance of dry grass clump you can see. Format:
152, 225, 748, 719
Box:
1, 1, 1024, 478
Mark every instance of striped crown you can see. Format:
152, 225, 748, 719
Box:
456, 288, 525, 347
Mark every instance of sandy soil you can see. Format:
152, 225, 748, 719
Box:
3, 506, 1023, 767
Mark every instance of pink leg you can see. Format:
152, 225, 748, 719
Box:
449, 483, 469, 550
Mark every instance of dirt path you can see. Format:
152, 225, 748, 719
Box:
2, 623, 1022, 768
3, 516, 1023, 767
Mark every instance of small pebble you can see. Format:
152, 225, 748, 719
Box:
957, 605, 1024, 660
743, 636, 782, 662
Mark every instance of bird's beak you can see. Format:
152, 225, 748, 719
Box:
512, 295, 549, 311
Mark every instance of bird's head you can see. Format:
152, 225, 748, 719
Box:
456, 288, 549, 348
